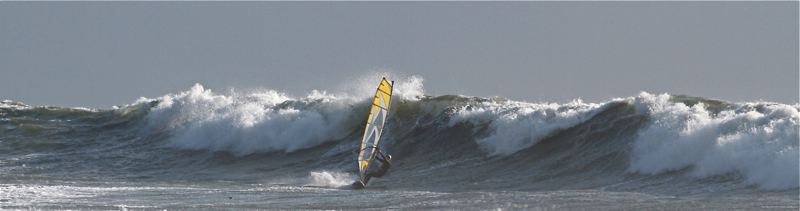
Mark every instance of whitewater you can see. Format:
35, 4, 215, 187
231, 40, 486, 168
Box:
0, 75, 797, 209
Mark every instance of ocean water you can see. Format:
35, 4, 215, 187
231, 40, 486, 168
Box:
1, 76, 797, 209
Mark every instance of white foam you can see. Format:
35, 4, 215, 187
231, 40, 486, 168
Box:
628, 92, 799, 190
0, 100, 30, 109
307, 171, 356, 187
449, 99, 604, 155
140, 73, 426, 155
143, 84, 356, 155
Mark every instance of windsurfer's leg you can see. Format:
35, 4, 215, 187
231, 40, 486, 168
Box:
362, 174, 372, 185
371, 170, 386, 178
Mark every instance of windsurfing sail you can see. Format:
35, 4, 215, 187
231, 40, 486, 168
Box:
357, 77, 394, 181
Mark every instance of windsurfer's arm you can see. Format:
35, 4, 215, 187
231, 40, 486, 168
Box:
373, 148, 384, 158
374, 153, 386, 163
375, 149, 391, 162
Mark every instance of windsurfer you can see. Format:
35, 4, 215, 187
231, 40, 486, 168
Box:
362, 148, 392, 185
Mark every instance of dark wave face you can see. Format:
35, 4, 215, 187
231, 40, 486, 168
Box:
0, 79, 798, 209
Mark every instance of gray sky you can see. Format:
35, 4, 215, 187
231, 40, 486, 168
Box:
1, 2, 797, 108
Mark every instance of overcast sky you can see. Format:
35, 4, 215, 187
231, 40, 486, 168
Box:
1, 2, 797, 108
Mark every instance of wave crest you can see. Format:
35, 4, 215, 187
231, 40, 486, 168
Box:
143, 83, 361, 155
629, 93, 799, 189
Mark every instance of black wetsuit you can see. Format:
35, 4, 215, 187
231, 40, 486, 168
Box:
362, 150, 391, 185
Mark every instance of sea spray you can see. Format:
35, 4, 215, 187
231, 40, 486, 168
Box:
308, 171, 356, 187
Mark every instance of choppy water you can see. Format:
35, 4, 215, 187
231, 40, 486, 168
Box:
1, 76, 798, 209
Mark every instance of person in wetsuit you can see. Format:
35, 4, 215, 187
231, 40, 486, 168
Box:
362, 148, 392, 185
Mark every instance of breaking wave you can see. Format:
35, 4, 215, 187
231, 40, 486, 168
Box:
1, 75, 797, 193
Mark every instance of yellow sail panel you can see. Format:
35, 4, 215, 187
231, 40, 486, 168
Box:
357, 78, 394, 178
379, 80, 392, 106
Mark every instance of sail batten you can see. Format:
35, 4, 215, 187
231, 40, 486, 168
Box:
357, 78, 394, 180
